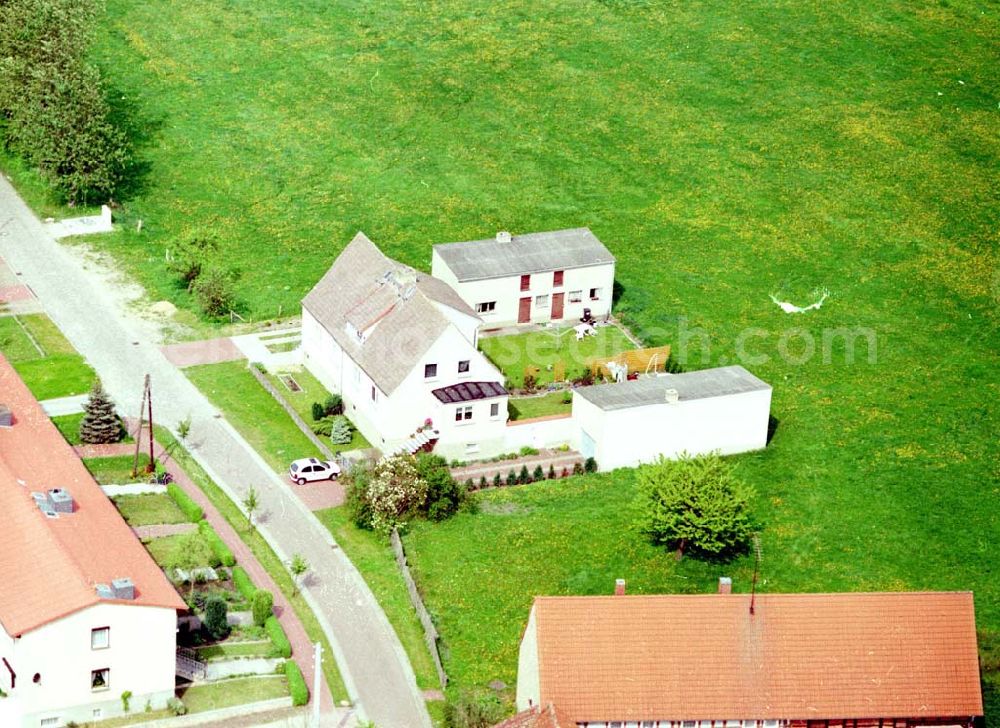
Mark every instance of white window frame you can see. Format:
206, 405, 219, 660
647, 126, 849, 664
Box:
475, 301, 496, 314
90, 667, 110, 692
455, 405, 473, 423
569, 290, 583, 303
535, 294, 549, 308
424, 363, 438, 379
457, 360, 470, 376
489, 402, 500, 418
91, 626, 110, 650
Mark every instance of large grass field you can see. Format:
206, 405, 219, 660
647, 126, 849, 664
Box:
2, 0, 997, 721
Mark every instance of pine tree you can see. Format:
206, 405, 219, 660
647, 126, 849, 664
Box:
79, 380, 122, 444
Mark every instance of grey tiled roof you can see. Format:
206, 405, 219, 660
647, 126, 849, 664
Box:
302, 232, 479, 395
433, 228, 615, 282
574, 366, 771, 411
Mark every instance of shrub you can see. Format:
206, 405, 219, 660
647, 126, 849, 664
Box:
573, 462, 585, 475
518, 465, 531, 484
265, 616, 292, 658
532, 464, 545, 481
284, 660, 309, 706
121, 690, 132, 713
198, 520, 235, 567
561, 467, 570, 478
548, 464, 556, 480
519, 446, 539, 456
79, 380, 123, 444
231, 566, 255, 600
635, 452, 755, 559
204, 596, 229, 640
416, 453, 467, 522
345, 464, 374, 530
479, 476, 488, 489
505, 470, 517, 486
252, 589, 274, 627
192, 267, 238, 318
167, 233, 218, 289
365, 454, 428, 533
492, 473, 502, 488
167, 484, 203, 522
576, 367, 595, 386
443, 690, 506, 728
167, 698, 188, 716
522, 373, 537, 393
311, 415, 333, 437
561, 391, 573, 404
584, 457, 598, 473
329, 415, 353, 445
324, 394, 343, 416
311, 402, 325, 422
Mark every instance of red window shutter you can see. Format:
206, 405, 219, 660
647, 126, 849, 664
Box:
553, 270, 564, 286
520, 274, 530, 291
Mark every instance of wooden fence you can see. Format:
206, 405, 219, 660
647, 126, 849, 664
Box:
390, 529, 448, 689
585, 344, 672, 380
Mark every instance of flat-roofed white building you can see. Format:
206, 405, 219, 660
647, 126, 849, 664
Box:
432, 228, 616, 328
0, 356, 185, 728
571, 366, 772, 471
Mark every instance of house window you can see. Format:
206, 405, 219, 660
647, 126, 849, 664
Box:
91, 627, 110, 650
93, 709, 103, 719
535, 295, 549, 308
455, 406, 472, 422
553, 270, 564, 286
520, 274, 530, 291
569, 290, 583, 303
589, 287, 602, 300
91, 668, 109, 691
475, 301, 496, 314
424, 363, 438, 379
40, 720, 59, 727
458, 360, 470, 374
465, 442, 480, 454
490, 402, 500, 418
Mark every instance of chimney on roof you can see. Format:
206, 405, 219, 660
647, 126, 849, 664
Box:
718, 576, 732, 594
0, 404, 11, 427
111, 578, 135, 600
496, 231, 512, 243
47, 488, 74, 514
614, 578, 626, 596
664, 388, 679, 404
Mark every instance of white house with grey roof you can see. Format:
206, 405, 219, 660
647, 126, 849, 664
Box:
431, 228, 616, 327
302, 232, 510, 459
571, 365, 772, 471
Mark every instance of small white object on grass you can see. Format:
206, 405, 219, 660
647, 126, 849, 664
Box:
769, 289, 829, 314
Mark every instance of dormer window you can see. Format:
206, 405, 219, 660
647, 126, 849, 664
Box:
424, 364, 438, 379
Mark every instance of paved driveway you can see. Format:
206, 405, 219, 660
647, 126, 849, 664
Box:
0, 176, 431, 728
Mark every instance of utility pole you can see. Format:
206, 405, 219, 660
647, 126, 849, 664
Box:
312, 641, 322, 728
132, 374, 155, 477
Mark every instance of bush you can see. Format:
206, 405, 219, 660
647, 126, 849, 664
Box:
584, 457, 598, 473
345, 464, 374, 530
198, 520, 235, 567
79, 380, 123, 444
443, 690, 506, 728
522, 373, 537, 393
192, 267, 238, 318
265, 616, 292, 658
231, 566, 255, 600
573, 462, 585, 475
329, 415, 353, 445
479, 476, 488, 489
492, 473, 502, 488
252, 589, 274, 627
311, 402, 325, 422
576, 367, 595, 386
167, 483, 203, 522
167, 697, 188, 716
532, 465, 545, 481
519, 446, 539, 456
518, 465, 531, 484
561, 466, 570, 478
324, 394, 343, 416
548, 464, 556, 480
284, 660, 309, 706
167, 233, 218, 289
505, 470, 517, 486
204, 596, 229, 640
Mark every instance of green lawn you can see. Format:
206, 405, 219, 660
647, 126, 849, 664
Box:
186, 361, 325, 473
154, 426, 349, 703
143, 531, 215, 570
51, 412, 133, 445
0, 314, 96, 399
83, 454, 152, 484
113, 493, 189, 526
194, 641, 274, 661
265, 367, 371, 453
507, 391, 573, 421
318, 507, 441, 691
480, 326, 636, 389
178, 675, 288, 712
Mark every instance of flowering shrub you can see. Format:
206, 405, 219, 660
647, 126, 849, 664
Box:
366, 455, 429, 533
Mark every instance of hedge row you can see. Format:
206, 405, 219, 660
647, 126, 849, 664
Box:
265, 616, 292, 659
284, 659, 309, 706
166, 483, 203, 522
232, 566, 255, 601
198, 520, 236, 567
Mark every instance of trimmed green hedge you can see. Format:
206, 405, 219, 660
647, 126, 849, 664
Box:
266, 616, 292, 659
198, 520, 236, 567
232, 566, 255, 600
284, 660, 309, 706
166, 483, 203, 522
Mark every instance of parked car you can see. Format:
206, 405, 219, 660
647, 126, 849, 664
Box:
289, 457, 341, 484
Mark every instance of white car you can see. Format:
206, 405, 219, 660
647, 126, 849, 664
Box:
289, 457, 341, 485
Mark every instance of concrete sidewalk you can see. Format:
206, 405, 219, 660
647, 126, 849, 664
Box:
40, 393, 89, 416
0, 174, 430, 728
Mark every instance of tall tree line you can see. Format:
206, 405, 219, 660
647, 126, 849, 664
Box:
0, 0, 128, 204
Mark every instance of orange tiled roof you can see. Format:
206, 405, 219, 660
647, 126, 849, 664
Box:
533, 592, 983, 722
0, 355, 185, 637
493, 703, 574, 728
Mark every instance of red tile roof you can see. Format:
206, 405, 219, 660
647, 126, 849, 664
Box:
493, 703, 574, 728
532, 592, 983, 722
0, 355, 185, 637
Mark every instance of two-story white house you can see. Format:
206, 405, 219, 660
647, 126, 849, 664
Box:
0, 356, 185, 728
302, 232, 510, 459
431, 228, 616, 328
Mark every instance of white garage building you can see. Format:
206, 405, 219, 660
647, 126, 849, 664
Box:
572, 366, 772, 471
431, 228, 616, 327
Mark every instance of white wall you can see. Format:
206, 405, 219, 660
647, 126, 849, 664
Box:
515, 606, 540, 712
503, 415, 579, 452
574, 388, 772, 471
432, 252, 615, 328
1, 603, 177, 727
